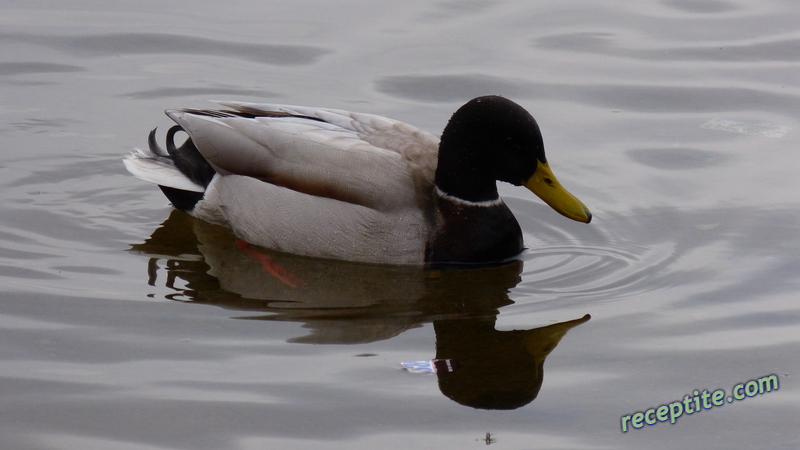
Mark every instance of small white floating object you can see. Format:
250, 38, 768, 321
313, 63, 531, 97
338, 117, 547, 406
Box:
700, 118, 790, 138
400, 359, 458, 374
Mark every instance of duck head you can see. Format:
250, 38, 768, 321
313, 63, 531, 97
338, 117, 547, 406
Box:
437, 96, 592, 223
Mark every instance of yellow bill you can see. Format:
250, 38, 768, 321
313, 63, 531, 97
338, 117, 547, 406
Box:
524, 161, 592, 223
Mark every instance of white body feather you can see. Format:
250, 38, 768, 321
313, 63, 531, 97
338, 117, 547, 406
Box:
123, 148, 206, 192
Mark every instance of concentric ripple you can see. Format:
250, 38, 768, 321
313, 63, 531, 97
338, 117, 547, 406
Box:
516, 241, 676, 300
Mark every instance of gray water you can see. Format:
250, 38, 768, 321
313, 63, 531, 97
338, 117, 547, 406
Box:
2, 1, 799, 449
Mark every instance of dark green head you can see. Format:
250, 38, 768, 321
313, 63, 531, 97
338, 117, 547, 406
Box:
437, 96, 591, 223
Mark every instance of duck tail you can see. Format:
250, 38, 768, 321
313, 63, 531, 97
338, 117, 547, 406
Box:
123, 126, 216, 211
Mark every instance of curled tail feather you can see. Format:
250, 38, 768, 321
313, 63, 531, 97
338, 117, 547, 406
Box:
124, 127, 217, 211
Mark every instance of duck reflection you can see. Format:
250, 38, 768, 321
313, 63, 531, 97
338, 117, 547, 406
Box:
131, 210, 590, 409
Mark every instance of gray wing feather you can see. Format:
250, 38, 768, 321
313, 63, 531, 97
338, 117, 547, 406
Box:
167, 106, 438, 212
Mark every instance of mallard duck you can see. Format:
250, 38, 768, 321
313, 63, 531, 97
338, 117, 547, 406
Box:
124, 96, 591, 265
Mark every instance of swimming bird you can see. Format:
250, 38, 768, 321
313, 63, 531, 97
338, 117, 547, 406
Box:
124, 96, 591, 265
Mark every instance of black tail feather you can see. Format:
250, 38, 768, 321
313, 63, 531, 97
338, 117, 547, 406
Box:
148, 128, 168, 157
148, 126, 217, 212
165, 126, 216, 187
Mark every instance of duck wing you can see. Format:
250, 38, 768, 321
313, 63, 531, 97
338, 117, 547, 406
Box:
167, 102, 439, 212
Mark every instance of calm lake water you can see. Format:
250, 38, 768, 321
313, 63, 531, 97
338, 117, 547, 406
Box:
2, 1, 799, 448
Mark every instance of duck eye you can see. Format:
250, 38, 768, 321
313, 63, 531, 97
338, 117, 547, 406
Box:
544, 178, 554, 186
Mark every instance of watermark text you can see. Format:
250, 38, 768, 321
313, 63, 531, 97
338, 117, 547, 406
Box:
621, 374, 779, 432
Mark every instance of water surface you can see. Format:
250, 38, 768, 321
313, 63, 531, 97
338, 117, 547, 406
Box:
1, 1, 799, 449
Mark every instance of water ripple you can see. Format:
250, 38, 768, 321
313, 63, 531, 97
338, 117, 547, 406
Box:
0, 62, 84, 77
8, 32, 332, 66
375, 73, 799, 114
534, 31, 800, 63
518, 241, 678, 300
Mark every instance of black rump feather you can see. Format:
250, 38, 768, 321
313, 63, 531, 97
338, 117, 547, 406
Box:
148, 126, 216, 211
